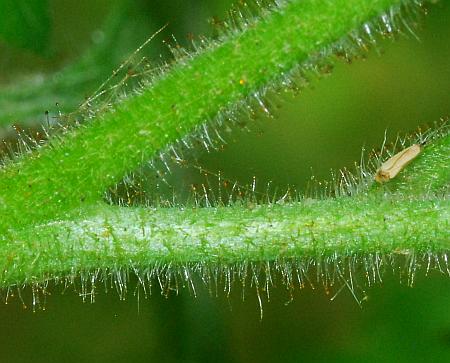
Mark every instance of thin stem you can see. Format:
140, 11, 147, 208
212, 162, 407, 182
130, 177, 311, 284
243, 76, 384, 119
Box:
1, 132, 449, 287
1, 0, 408, 230
0, 0, 448, 292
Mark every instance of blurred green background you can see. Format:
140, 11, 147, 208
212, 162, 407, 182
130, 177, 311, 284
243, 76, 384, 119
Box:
0, 0, 449, 362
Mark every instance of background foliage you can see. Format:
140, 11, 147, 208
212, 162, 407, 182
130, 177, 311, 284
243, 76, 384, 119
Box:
0, 0, 449, 362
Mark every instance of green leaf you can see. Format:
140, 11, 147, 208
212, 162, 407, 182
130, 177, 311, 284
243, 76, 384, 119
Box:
0, 0, 51, 54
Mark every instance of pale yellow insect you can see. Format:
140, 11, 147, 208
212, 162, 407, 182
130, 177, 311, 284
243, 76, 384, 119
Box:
374, 143, 422, 183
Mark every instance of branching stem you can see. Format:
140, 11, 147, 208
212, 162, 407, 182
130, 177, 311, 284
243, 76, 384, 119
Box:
0, 0, 448, 291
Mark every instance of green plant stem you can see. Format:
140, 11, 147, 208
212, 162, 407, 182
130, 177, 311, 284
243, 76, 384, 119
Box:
1, 0, 407, 230
0, 0, 448, 291
1, 195, 447, 287
1, 132, 449, 287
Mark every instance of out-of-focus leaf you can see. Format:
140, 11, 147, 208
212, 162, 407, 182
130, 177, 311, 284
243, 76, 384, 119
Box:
0, 0, 51, 54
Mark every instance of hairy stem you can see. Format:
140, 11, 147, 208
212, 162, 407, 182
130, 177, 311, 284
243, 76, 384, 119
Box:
2, 195, 447, 287
1, 0, 410, 230
1, 131, 449, 287
0, 0, 448, 291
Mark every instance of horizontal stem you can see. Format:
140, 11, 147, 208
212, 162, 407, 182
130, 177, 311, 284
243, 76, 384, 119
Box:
2, 130, 447, 287
2, 195, 448, 287
1, 0, 447, 293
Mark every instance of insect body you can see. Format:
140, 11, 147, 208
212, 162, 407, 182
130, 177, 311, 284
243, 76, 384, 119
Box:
374, 144, 422, 183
